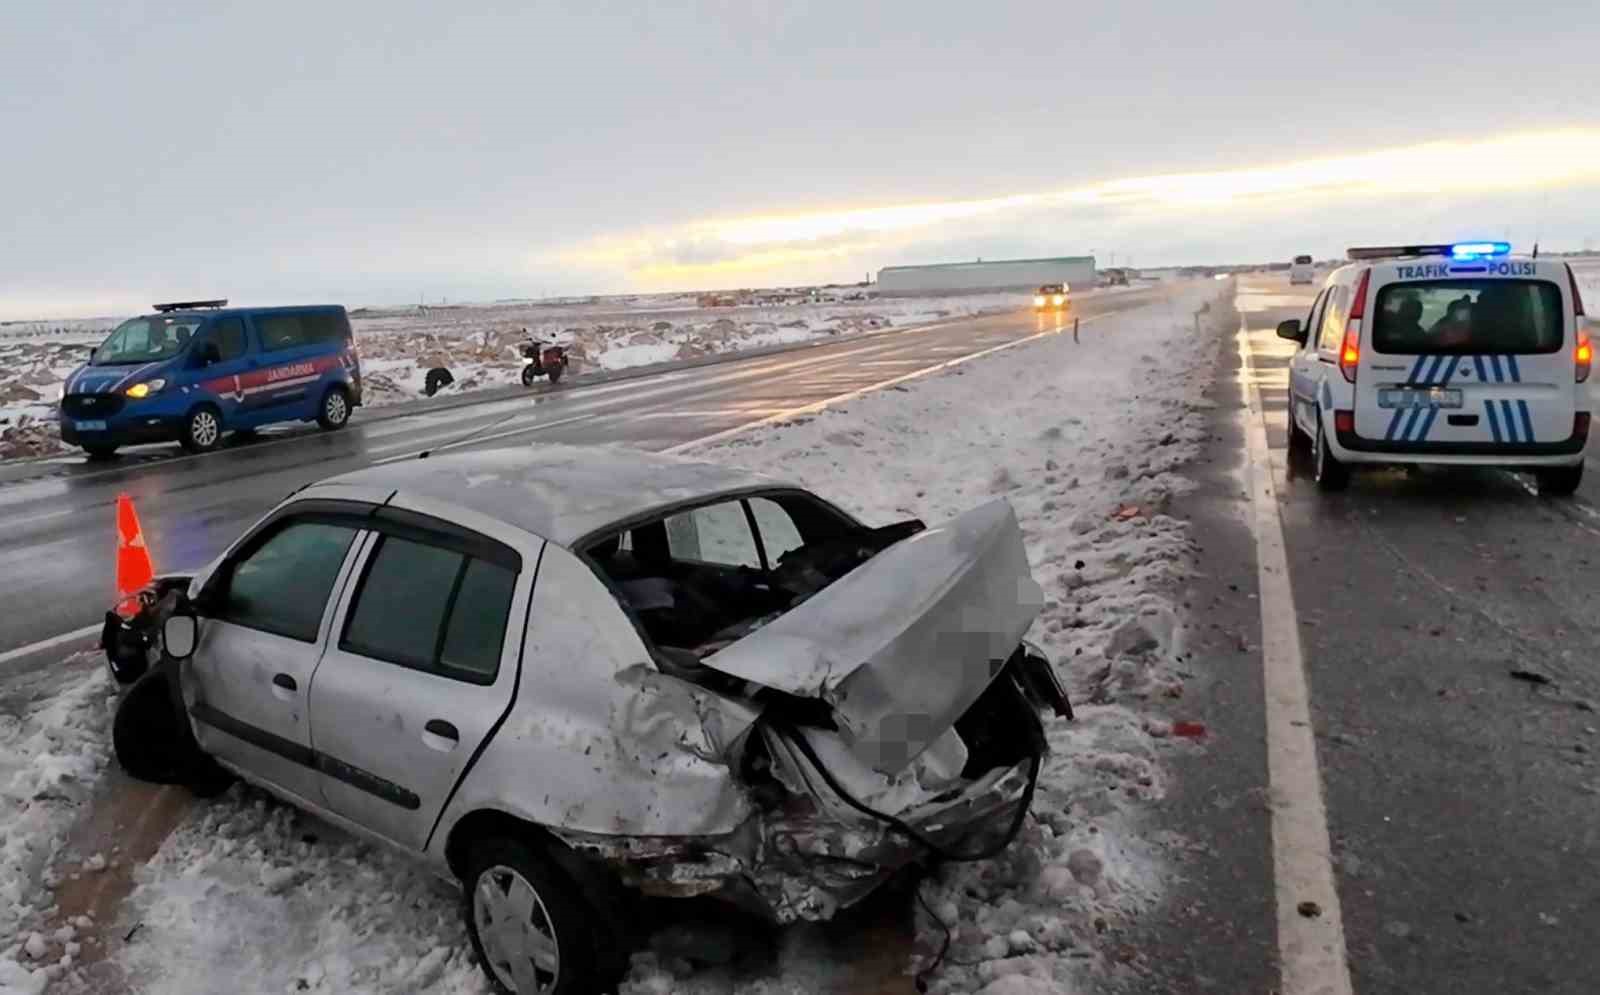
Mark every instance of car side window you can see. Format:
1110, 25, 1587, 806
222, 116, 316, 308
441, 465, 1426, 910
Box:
341, 534, 516, 684
214, 318, 248, 361
258, 315, 306, 352
1302, 290, 1327, 350
748, 497, 804, 565
664, 500, 759, 568
1317, 285, 1348, 353
220, 521, 358, 642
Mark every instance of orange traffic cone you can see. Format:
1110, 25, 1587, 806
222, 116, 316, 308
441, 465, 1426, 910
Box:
115, 493, 155, 618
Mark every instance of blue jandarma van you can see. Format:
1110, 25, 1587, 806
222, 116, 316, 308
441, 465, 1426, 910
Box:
59, 300, 362, 458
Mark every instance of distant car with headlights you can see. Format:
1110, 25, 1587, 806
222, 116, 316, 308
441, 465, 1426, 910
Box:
58, 300, 361, 459
112, 444, 1071, 995
1032, 283, 1070, 310
1290, 255, 1315, 285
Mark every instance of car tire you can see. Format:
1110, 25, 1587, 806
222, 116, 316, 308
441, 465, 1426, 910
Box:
425, 367, 455, 397
1535, 463, 1583, 497
1313, 411, 1350, 492
83, 444, 119, 461
179, 405, 223, 454
316, 385, 351, 431
462, 836, 612, 995
113, 670, 193, 785
520, 364, 539, 388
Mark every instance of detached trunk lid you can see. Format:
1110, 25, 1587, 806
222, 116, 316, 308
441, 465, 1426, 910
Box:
699, 499, 1043, 775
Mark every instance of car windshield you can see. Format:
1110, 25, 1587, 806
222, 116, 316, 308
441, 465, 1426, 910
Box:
1038, 285, 1063, 294
1371, 279, 1564, 355
91, 316, 205, 365
1293, 255, 1313, 265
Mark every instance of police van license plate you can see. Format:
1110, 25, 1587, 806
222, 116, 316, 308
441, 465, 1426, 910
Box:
75, 420, 108, 431
1379, 388, 1462, 410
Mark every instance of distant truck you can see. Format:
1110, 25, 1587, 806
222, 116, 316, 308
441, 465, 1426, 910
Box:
1290, 255, 1315, 285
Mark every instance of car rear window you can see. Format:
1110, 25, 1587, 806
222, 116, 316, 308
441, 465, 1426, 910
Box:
1371, 279, 1564, 355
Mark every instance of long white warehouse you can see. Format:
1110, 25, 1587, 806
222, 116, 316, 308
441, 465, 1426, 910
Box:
876, 256, 1097, 293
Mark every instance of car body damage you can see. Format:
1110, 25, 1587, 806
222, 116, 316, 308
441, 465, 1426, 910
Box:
699, 498, 1046, 774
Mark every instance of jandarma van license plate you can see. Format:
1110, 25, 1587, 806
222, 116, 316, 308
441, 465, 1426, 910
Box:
74, 420, 107, 431
1378, 388, 1462, 409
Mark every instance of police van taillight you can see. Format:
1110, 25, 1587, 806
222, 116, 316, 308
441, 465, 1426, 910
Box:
1578, 326, 1593, 384
1339, 269, 1370, 384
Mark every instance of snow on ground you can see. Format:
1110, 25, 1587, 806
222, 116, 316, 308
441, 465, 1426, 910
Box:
0, 661, 116, 995
9, 280, 1228, 994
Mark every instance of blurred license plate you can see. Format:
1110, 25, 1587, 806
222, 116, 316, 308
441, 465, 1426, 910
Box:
75, 420, 107, 431
1379, 388, 1461, 409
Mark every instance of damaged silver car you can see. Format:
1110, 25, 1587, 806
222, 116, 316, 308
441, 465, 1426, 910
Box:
112, 444, 1070, 995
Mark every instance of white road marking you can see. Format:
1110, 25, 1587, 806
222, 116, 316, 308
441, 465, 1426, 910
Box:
663, 314, 1112, 454
0, 622, 103, 668
1237, 322, 1355, 995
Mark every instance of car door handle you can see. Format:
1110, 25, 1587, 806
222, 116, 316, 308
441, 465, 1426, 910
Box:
422, 719, 459, 753
271, 673, 297, 701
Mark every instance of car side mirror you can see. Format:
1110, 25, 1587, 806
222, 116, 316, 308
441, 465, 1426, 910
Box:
1276, 319, 1307, 344
163, 613, 199, 660
88, 347, 97, 360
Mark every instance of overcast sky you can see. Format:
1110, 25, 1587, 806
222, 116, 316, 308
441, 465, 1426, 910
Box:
4, 0, 1599, 318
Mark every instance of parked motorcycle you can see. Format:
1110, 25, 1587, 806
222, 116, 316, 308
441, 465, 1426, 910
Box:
520, 331, 569, 385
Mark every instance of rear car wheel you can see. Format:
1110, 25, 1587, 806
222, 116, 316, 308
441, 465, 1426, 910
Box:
1535, 463, 1583, 497
317, 386, 351, 430
83, 444, 119, 461
180, 405, 222, 453
462, 837, 610, 995
1313, 411, 1349, 492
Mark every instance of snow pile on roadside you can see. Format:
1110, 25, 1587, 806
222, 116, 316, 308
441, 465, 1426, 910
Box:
0, 340, 95, 461
116, 791, 484, 995
620, 281, 1233, 994
0, 662, 116, 995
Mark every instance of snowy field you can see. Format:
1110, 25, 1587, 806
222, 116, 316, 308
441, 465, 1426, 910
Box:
4, 281, 1235, 994
0, 290, 1038, 462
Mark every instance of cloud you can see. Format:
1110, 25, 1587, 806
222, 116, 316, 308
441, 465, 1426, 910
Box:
553, 127, 1600, 288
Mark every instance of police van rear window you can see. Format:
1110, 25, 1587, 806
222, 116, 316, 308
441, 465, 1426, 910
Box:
1370, 280, 1563, 355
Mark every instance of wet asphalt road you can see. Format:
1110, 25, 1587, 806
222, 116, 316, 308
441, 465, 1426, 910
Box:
1236, 275, 1600, 995
0, 285, 1174, 664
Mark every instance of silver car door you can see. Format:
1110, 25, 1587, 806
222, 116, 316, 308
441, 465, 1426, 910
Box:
307, 510, 533, 851
185, 516, 368, 805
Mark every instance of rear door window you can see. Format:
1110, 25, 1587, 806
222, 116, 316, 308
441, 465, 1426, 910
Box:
214, 318, 249, 361
257, 315, 307, 351
748, 497, 804, 565
1372, 280, 1564, 354
340, 534, 516, 684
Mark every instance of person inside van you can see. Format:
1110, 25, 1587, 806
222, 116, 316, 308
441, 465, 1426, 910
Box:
1389, 296, 1426, 345
1430, 298, 1475, 348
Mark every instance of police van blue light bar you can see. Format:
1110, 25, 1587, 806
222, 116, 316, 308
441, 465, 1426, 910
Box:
1346, 242, 1512, 261
1449, 241, 1511, 260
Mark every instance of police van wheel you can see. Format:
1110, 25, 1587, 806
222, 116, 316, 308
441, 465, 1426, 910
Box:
1535, 464, 1583, 497
180, 406, 222, 454
317, 386, 351, 430
1313, 413, 1349, 492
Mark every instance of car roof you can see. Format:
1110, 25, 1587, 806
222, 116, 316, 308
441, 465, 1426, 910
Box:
140, 305, 346, 319
307, 444, 793, 547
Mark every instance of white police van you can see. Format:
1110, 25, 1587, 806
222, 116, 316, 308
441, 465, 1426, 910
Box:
1289, 254, 1315, 285
1279, 242, 1592, 494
